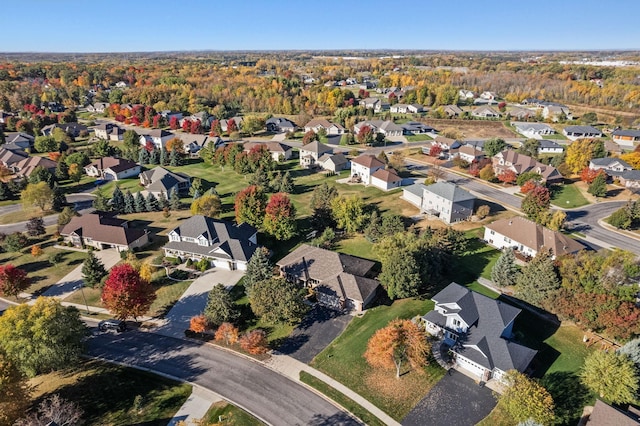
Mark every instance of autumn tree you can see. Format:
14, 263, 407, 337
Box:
21, 182, 54, 211
14, 393, 84, 426
204, 284, 239, 327
249, 278, 307, 325
428, 145, 442, 157
581, 350, 639, 404
497, 169, 517, 185
214, 322, 239, 345
588, 173, 607, 197
547, 210, 567, 231
521, 184, 551, 223
479, 164, 496, 181
234, 185, 267, 228
165, 137, 184, 154
190, 193, 222, 218
310, 182, 338, 229
0, 264, 30, 298
26, 216, 46, 236
239, 329, 269, 354
565, 138, 605, 174
364, 319, 430, 379
242, 115, 266, 136
68, 163, 83, 184
101, 263, 156, 321
302, 130, 318, 145
497, 370, 555, 425
189, 315, 208, 334
491, 247, 519, 287
580, 167, 604, 184
0, 350, 32, 426
331, 195, 367, 233
516, 171, 542, 187
81, 250, 107, 288
263, 193, 297, 240
356, 125, 375, 145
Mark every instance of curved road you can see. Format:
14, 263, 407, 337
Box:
0, 194, 94, 234
86, 329, 359, 426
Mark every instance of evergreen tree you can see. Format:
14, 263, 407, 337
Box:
189, 178, 204, 197
92, 188, 109, 211
149, 148, 159, 165
169, 187, 181, 210
0, 181, 11, 201
111, 186, 125, 213
244, 248, 273, 297
269, 171, 282, 192
158, 191, 169, 210
192, 189, 201, 200
51, 184, 65, 212
81, 250, 107, 288
159, 148, 167, 166
310, 182, 338, 229
138, 148, 149, 165
55, 160, 69, 181
364, 210, 382, 242
134, 191, 146, 212
124, 190, 135, 214
588, 173, 607, 197
280, 171, 294, 193
516, 249, 559, 308
204, 283, 239, 327
491, 247, 520, 287
170, 148, 181, 166
249, 165, 270, 189
145, 192, 159, 212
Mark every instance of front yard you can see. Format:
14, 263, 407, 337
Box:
550, 182, 590, 208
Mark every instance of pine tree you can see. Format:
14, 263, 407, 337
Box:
158, 191, 169, 210
170, 148, 181, 166
204, 284, 239, 327
280, 171, 294, 193
491, 247, 520, 287
111, 186, 125, 213
149, 148, 159, 165
159, 148, 167, 166
55, 160, 69, 181
145, 192, 159, 212
81, 250, 107, 288
244, 248, 273, 297
124, 190, 135, 214
169, 187, 181, 210
364, 210, 382, 243
516, 249, 559, 308
51, 184, 65, 212
134, 191, 146, 212
0, 181, 11, 201
92, 188, 109, 211
269, 171, 282, 192
138, 148, 149, 165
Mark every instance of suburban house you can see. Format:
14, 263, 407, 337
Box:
585, 400, 640, 426
459, 89, 475, 100
492, 150, 563, 184
160, 110, 183, 122
457, 145, 485, 163
353, 120, 404, 137
318, 153, 350, 172
93, 123, 124, 141
472, 106, 501, 119
0, 110, 14, 124
402, 121, 437, 135
511, 122, 555, 139
139, 129, 174, 150
563, 125, 603, 141
508, 107, 536, 121
619, 170, 640, 189
350, 154, 385, 184
3, 132, 34, 151
422, 283, 537, 383
390, 103, 424, 114
266, 117, 296, 133
84, 157, 141, 181
139, 166, 191, 197
60, 211, 149, 252
359, 97, 384, 112
370, 168, 402, 191
428, 136, 463, 158
243, 141, 293, 162
612, 129, 640, 147
87, 102, 110, 113
542, 104, 572, 121
0, 148, 29, 171
304, 118, 346, 135
589, 157, 633, 174
443, 105, 463, 117
164, 215, 258, 271
484, 216, 584, 259
41, 122, 87, 138
277, 244, 380, 312
13, 156, 58, 179
537, 140, 564, 155
220, 117, 244, 132
299, 140, 333, 168
480, 91, 498, 100
402, 181, 476, 224
179, 134, 211, 158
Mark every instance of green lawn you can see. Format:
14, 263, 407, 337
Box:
203, 401, 263, 425
446, 229, 502, 286
551, 183, 590, 208
335, 234, 378, 261
405, 133, 433, 142
29, 359, 191, 426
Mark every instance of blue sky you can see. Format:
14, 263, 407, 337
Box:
1, 0, 639, 52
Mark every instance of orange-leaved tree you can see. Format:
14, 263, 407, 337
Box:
101, 263, 156, 321
214, 322, 239, 346
0, 264, 30, 298
239, 329, 269, 355
189, 315, 208, 334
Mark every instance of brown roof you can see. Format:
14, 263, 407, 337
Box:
587, 400, 640, 426
305, 118, 345, 131
371, 168, 401, 183
90, 156, 138, 173
494, 150, 561, 182
0, 148, 28, 166
352, 154, 385, 169
485, 216, 584, 257
14, 156, 57, 177
458, 145, 483, 156
60, 212, 146, 247
434, 135, 459, 148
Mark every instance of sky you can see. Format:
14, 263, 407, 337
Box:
1, 0, 639, 52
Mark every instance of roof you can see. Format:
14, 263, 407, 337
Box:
443, 105, 463, 114
613, 129, 640, 138
352, 154, 385, 169
319, 153, 348, 166
485, 216, 584, 257
165, 215, 258, 262
371, 168, 401, 183
243, 141, 292, 154
423, 181, 476, 203
14, 156, 58, 177
0, 147, 29, 166
621, 170, 640, 182
148, 129, 172, 138
564, 125, 602, 135
458, 145, 483, 157
587, 400, 640, 426
590, 157, 632, 169
140, 167, 190, 193
60, 212, 146, 246
472, 106, 500, 116
300, 140, 333, 155
305, 118, 345, 131
495, 150, 562, 181
512, 122, 554, 132
434, 135, 462, 149
538, 139, 563, 149
89, 157, 139, 174
277, 244, 379, 305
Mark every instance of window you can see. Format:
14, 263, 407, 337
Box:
453, 319, 460, 326
490, 230, 495, 235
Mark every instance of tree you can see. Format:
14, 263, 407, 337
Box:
145, 192, 160, 212
123, 190, 135, 214
0, 350, 32, 426
263, 193, 297, 240
279, 170, 294, 193
517, 139, 541, 159
0, 181, 11, 201
581, 112, 598, 125
516, 171, 542, 187
516, 249, 559, 308
310, 183, 338, 229
364, 319, 430, 379
92, 187, 109, 211
497, 370, 555, 425
249, 278, 307, 325
157, 191, 169, 210
57, 206, 77, 230
356, 125, 375, 145
138, 147, 149, 165
26, 216, 46, 236
122, 130, 140, 160
476, 204, 490, 219
491, 248, 520, 287
2, 232, 29, 253
565, 139, 605, 174
92, 139, 115, 158
67, 163, 83, 184
331, 195, 366, 233
547, 210, 567, 231
618, 338, 640, 369
110, 186, 125, 213
159, 148, 167, 166
134, 191, 146, 213
64, 152, 90, 168
169, 187, 181, 210
0, 264, 30, 298
170, 148, 182, 166
101, 263, 156, 321
234, 185, 267, 228
34, 136, 59, 153
479, 164, 496, 181
484, 137, 507, 157
239, 329, 269, 354
0, 297, 86, 377
14, 393, 84, 426
608, 206, 633, 229
55, 159, 69, 181
242, 115, 266, 136
28, 166, 55, 188
302, 130, 318, 145
81, 250, 107, 288
581, 350, 639, 404
165, 138, 185, 154
521, 185, 551, 223
379, 250, 422, 299
580, 167, 604, 184
244, 248, 273, 297
31, 244, 43, 257
189, 315, 208, 334
204, 284, 239, 327
214, 322, 239, 345
21, 182, 54, 211
497, 169, 517, 185
588, 173, 607, 197
189, 177, 204, 198
428, 145, 442, 157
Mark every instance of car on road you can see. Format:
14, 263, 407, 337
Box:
98, 319, 127, 333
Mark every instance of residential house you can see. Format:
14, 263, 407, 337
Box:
472, 106, 501, 119
160, 110, 184, 122
589, 157, 633, 174
115, 81, 128, 88
299, 140, 333, 168
605, 139, 623, 155
0, 110, 14, 124
612, 129, 640, 148
543, 104, 572, 121
563, 125, 603, 141
402, 181, 476, 224
93, 123, 124, 141
422, 282, 537, 382
428, 136, 463, 158
492, 150, 563, 184
84, 157, 141, 181
317, 153, 350, 172
463, 140, 487, 153
537, 140, 564, 155
390, 103, 424, 114
139, 129, 174, 150
443, 105, 463, 118
179, 134, 210, 158
511, 122, 555, 139
508, 107, 536, 121
0, 148, 29, 171
243, 141, 293, 162
619, 170, 640, 189
359, 97, 383, 112
13, 156, 57, 179
266, 117, 297, 134
60, 211, 149, 252
457, 145, 485, 163
139, 166, 191, 197
484, 216, 584, 259
480, 91, 498, 100
164, 215, 258, 271
3, 132, 34, 151
220, 116, 244, 133
353, 120, 404, 137
585, 400, 640, 426
370, 168, 402, 191
41, 122, 87, 138
458, 90, 475, 100
304, 118, 346, 135
87, 102, 110, 113
350, 154, 385, 185
401, 121, 437, 135
277, 244, 380, 312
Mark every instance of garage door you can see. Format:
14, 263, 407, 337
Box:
456, 355, 486, 379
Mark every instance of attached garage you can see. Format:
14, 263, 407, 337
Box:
455, 354, 487, 379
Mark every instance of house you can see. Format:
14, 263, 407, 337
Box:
304, 118, 346, 135
484, 216, 584, 259
266, 117, 296, 133
299, 140, 333, 168
359, 97, 383, 112
585, 400, 640, 426
422, 283, 537, 383
472, 106, 500, 119
41, 122, 87, 138
13, 156, 57, 179
160, 110, 184, 122
457, 145, 485, 163
84, 157, 141, 181
390, 103, 424, 114
179, 134, 210, 158
589, 157, 633, 174
402, 181, 476, 224
443, 105, 463, 117
220, 116, 244, 133
0, 148, 29, 171
537, 140, 564, 155
543, 105, 572, 121
511, 122, 555, 139
350, 154, 385, 185
492, 150, 563, 184
93, 123, 124, 141
563, 125, 603, 141
60, 211, 149, 252
115, 81, 128, 88
508, 107, 536, 121
317, 153, 350, 172
243, 141, 293, 162
401, 121, 436, 135
0, 110, 14, 124
480, 91, 498, 100
139, 129, 174, 150
353, 120, 404, 137
3, 132, 34, 151
458, 90, 475, 100
164, 215, 258, 271
87, 102, 110, 113
619, 170, 640, 189
427, 136, 463, 158
612, 129, 640, 148
277, 244, 380, 312
139, 166, 191, 197
370, 168, 402, 191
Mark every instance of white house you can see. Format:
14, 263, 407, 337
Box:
589, 157, 633, 174
457, 145, 484, 163
459, 90, 475, 100
472, 106, 500, 119
612, 129, 640, 148
563, 125, 603, 141
350, 154, 385, 185
537, 140, 564, 155
370, 168, 402, 191
304, 118, 346, 135
93, 123, 124, 141
511, 122, 555, 139
299, 140, 333, 168
402, 181, 476, 224
84, 157, 141, 181
543, 105, 572, 121
353, 120, 404, 137
318, 153, 350, 172
390, 103, 424, 114
480, 91, 498, 100
139, 129, 174, 150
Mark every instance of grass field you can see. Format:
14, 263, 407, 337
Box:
405, 133, 433, 142
551, 182, 590, 208
0, 206, 56, 225
28, 359, 191, 426
203, 401, 263, 425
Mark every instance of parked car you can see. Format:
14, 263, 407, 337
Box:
98, 319, 127, 333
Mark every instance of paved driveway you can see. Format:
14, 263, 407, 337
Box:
277, 305, 352, 363
402, 370, 496, 426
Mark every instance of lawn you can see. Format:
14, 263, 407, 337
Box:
310, 298, 445, 420
0, 206, 56, 225
28, 358, 191, 426
203, 401, 263, 426
405, 133, 433, 142
446, 229, 502, 286
335, 234, 378, 261
550, 182, 590, 208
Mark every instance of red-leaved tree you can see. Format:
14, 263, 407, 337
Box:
101, 263, 156, 321
190, 119, 202, 134
226, 119, 237, 133
239, 329, 269, 354
169, 116, 179, 130
580, 167, 606, 184
498, 169, 517, 185
263, 193, 296, 241
429, 145, 443, 157
0, 264, 30, 298
182, 119, 191, 132
234, 185, 267, 228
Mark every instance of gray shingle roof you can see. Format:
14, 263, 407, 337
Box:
590, 157, 632, 169
612, 129, 640, 138
564, 125, 602, 134
538, 140, 562, 149
423, 181, 476, 203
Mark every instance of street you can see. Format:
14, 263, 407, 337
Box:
0, 194, 94, 234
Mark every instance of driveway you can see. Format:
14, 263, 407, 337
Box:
277, 305, 352, 363
402, 370, 496, 426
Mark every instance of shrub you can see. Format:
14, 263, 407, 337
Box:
239, 329, 269, 354
476, 204, 490, 219
197, 258, 209, 272
3, 232, 29, 252
608, 207, 632, 230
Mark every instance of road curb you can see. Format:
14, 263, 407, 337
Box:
597, 218, 640, 242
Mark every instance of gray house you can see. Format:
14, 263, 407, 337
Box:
402, 181, 476, 224
139, 166, 191, 197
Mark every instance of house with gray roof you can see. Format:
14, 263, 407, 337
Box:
402, 181, 476, 224
353, 120, 403, 137
299, 140, 333, 168
318, 152, 350, 172
589, 157, 633, 175
266, 117, 296, 133
563, 125, 603, 141
537, 139, 564, 155
4, 132, 34, 151
277, 244, 380, 312
139, 166, 191, 197
422, 282, 537, 382
401, 121, 436, 135
164, 215, 258, 271
472, 106, 501, 119
612, 129, 640, 147
511, 122, 555, 139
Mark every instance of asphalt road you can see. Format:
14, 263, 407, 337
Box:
86, 329, 359, 426
0, 194, 94, 234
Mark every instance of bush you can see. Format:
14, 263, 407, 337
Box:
48, 252, 63, 265
119, 249, 132, 260
608, 207, 632, 229
476, 204, 490, 219
197, 258, 210, 272
3, 232, 29, 252
186, 258, 193, 268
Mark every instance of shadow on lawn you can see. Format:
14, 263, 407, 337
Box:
542, 371, 592, 425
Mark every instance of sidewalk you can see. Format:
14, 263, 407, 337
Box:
167, 386, 223, 426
